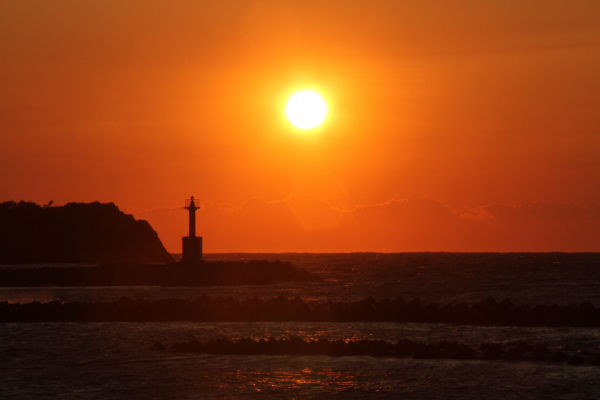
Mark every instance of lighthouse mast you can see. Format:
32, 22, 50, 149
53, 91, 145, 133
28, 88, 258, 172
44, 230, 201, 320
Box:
182, 196, 203, 264
185, 196, 199, 237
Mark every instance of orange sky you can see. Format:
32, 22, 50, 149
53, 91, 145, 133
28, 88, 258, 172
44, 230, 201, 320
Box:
1, 1, 599, 251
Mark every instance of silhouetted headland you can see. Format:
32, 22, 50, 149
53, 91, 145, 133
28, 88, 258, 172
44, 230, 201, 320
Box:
0, 201, 171, 263
0, 201, 317, 286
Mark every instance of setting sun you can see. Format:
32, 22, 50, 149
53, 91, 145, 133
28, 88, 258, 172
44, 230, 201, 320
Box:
285, 90, 328, 130
3, 2, 600, 398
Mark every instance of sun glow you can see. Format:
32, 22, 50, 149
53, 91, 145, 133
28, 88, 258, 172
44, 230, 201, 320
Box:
285, 90, 328, 130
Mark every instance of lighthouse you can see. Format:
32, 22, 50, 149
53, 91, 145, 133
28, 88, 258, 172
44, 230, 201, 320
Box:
182, 196, 202, 263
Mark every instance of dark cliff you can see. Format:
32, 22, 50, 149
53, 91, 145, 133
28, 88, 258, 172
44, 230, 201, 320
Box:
0, 201, 172, 264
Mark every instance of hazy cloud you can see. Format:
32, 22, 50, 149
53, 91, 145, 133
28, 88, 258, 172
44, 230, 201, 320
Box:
137, 196, 600, 252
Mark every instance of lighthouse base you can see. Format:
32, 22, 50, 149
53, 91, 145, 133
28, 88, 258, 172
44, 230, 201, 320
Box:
182, 236, 203, 264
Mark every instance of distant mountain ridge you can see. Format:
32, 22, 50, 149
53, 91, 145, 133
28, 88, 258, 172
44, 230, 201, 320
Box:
0, 201, 172, 264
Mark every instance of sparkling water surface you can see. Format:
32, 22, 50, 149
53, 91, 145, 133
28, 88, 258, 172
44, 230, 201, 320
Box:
2, 253, 600, 398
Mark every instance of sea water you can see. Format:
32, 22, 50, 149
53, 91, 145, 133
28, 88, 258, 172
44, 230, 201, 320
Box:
1, 253, 600, 399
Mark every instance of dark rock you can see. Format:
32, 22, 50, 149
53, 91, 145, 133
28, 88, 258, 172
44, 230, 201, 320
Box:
150, 342, 166, 351
0, 201, 171, 264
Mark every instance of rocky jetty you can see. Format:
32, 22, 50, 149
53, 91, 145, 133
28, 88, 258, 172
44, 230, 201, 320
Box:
158, 337, 600, 366
0, 201, 172, 263
0, 260, 317, 286
2, 296, 599, 326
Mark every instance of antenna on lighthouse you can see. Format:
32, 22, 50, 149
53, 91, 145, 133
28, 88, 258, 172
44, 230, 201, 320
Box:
185, 196, 199, 237
182, 196, 203, 264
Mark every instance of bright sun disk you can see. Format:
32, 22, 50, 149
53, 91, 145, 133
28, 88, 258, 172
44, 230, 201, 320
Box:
285, 90, 327, 130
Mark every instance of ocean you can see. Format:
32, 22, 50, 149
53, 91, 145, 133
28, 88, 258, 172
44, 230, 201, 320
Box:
1, 253, 600, 399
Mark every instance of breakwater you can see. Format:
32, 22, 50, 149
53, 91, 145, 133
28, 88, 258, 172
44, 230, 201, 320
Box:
0, 260, 316, 286
2, 296, 599, 326
160, 337, 600, 366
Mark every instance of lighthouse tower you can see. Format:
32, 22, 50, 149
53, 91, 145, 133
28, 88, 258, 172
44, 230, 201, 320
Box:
182, 196, 202, 263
